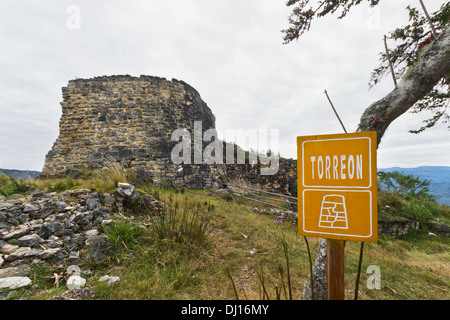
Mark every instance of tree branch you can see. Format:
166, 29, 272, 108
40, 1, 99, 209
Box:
357, 24, 450, 146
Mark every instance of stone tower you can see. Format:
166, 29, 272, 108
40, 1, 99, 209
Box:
42, 75, 220, 187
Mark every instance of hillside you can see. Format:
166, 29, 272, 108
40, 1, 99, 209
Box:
379, 166, 450, 205
0, 184, 448, 301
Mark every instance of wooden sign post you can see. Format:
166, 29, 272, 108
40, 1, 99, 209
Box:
297, 132, 378, 300
327, 239, 345, 300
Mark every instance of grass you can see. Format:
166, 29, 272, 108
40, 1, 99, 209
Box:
2, 175, 449, 300
349, 231, 449, 300
25, 157, 132, 194
95, 187, 449, 301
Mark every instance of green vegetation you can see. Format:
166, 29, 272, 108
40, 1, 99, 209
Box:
28, 165, 132, 195
0, 171, 27, 197
378, 170, 449, 225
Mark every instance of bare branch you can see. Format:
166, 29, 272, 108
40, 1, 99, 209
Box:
384, 35, 398, 89
324, 90, 348, 133
419, 0, 438, 39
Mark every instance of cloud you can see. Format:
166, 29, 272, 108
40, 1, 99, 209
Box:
0, 0, 448, 171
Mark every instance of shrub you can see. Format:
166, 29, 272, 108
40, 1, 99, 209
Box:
0, 172, 27, 197
378, 170, 440, 223
400, 198, 439, 224
378, 170, 433, 201
377, 190, 404, 218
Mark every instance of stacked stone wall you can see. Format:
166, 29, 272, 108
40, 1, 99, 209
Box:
225, 157, 297, 195
42, 75, 297, 195
377, 218, 420, 237
42, 75, 218, 187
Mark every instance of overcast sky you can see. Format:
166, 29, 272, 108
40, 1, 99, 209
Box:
0, 0, 448, 172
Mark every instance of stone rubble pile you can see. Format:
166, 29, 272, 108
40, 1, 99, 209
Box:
0, 183, 163, 299
249, 207, 298, 225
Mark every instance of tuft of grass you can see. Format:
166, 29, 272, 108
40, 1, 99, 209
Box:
150, 194, 213, 256
93, 155, 130, 192
102, 220, 145, 251
29, 157, 131, 195
44, 177, 80, 193
221, 265, 239, 300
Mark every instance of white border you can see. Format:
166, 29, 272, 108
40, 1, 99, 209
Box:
302, 189, 373, 238
302, 137, 372, 189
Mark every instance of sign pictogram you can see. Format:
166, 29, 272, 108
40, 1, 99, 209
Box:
297, 132, 378, 242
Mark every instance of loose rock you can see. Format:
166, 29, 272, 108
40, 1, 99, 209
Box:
117, 183, 135, 197
66, 275, 86, 290
2, 227, 31, 241
0, 265, 31, 278
23, 204, 39, 213
0, 277, 32, 291
17, 234, 42, 247
86, 197, 101, 210
99, 274, 120, 285
88, 236, 113, 263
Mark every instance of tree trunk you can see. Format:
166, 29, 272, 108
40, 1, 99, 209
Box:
302, 24, 450, 300
302, 238, 328, 300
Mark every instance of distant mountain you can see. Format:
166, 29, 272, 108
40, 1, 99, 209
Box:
378, 166, 450, 183
0, 169, 41, 180
378, 166, 450, 206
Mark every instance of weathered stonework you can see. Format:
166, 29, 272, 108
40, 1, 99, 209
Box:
42, 75, 220, 187
226, 157, 297, 195
42, 75, 298, 194
378, 218, 420, 237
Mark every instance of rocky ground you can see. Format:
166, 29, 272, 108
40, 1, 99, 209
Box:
0, 183, 163, 300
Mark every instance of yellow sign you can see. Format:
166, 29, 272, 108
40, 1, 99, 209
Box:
297, 132, 378, 242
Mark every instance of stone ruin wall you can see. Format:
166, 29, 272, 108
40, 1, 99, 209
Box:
42, 75, 297, 195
